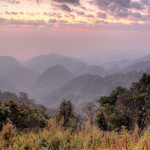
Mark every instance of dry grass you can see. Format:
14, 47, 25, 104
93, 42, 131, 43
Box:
0, 120, 150, 150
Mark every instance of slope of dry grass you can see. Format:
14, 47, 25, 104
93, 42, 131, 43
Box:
0, 120, 150, 150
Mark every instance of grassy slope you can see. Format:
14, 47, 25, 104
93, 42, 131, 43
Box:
0, 120, 150, 150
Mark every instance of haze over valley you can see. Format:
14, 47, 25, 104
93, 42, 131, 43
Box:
0, 52, 149, 110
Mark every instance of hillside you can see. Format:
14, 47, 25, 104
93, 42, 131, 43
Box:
4, 66, 38, 89
80, 65, 106, 76
0, 56, 38, 92
102, 59, 134, 71
0, 56, 21, 76
43, 71, 142, 108
0, 91, 53, 114
0, 78, 18, 93
25, 53, 87, 75
121, 59, 150, 73
138, 54, 150, 62
29, 65, 74, 101
0, 74, 150, 150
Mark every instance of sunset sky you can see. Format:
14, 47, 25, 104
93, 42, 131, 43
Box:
1, 0, 150, 30
0, 0, 150, 61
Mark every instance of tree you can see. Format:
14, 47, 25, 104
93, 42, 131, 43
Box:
0, 100, 48, 130
83, 102, 97, 125
57, 100, 74, 127
95, 112, 107, 131
19, 92, 36, 106
96, 87, 130, 131
117, 73, 150, 130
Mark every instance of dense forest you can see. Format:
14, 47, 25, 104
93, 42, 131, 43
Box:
0, 73, 150, 149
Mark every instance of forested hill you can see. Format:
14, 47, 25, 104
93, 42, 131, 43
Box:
43, 71, 143, 108
0, 91, 34, 105
0, 91, 52, 114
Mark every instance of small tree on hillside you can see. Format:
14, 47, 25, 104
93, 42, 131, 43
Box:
83, 102, 97, 125
58, 99, 74, 127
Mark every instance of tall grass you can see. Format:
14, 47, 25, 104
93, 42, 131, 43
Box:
0, 120, 150, 150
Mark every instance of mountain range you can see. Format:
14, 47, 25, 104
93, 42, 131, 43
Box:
0, 53, 150, 110
121, 59, 150, 73
42, 71, 142, 108
25, 53, 106, 76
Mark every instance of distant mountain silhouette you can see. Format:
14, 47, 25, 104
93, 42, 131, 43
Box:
29, 65, 74, 101
138, 54, 150, 62
0, 78, 18, 93
80, 65, 106, 76
102, 59, 133, 70
0, 54, 150, 110
25, 53, 87, 75
0, 56, 21, 76
4, 66, 38, 89
43, 71, 142, 108
121, 59, 150, 73
0, 56, 38, 92
25, 53, 107, 76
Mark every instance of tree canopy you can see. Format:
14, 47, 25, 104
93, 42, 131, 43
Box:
0, 100, 48, 130
117, 73, 150, 130
96, 74, 150, 131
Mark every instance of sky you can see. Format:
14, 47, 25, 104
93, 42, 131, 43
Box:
0, 0, 150, 61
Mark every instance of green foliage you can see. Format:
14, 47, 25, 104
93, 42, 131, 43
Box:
49, 138, 61, 150
118, 73, 150, 130
96, 73, 150, 131
0, 91, 50, 114
96, 87, 130, 131
0, 100, 48, 130
57, 100, 74, 127
0, 91, 35, 107
97, 86, 128, 106
95, 113, 107, 131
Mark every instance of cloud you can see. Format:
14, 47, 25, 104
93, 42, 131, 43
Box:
1, 0, 150, 31
76, 11, 85, 16
1, 0, 20, 4
5, 12, 24, 15
28, 0, 80, 5
58, 20, 68, 24
0, 17, 68, 27
1, 17, 150, 31
94, 0, 149, 19
130, 1, 144, 10
86, 14, 94, 18
0, 18, 46, 26
59, 4, 72, 12
48, 19, 57, 23
36, 0, 40, 3
97, 12, 107, 18
131, 12, 142, 19
43, 12, 62, 18
0, 18, 7, 25
51, 0, 79, 5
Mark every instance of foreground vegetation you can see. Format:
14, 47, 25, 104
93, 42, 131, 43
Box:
0, 121, 150, 150
0, 73, 150, 149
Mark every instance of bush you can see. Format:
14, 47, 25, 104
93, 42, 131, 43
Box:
1, 123, 16, 148
0, 100, 48, 130
49, 138, 60, 150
